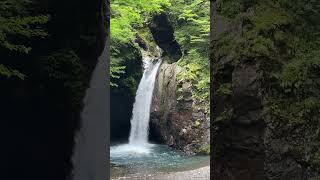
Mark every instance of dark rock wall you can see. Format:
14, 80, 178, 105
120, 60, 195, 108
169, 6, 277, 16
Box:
150, 62, 179, 144
150, 61, 210, 154
148, 13, 182, 62
148, 12, 209, 155
211, 0, 320, 179
1, 0, 106, 179
211, 1, 266, 179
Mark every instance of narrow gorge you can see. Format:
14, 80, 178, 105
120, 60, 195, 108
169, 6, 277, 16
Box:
111, 12, 210, 156
110, 0, 210, 178
2, 0, 320, 180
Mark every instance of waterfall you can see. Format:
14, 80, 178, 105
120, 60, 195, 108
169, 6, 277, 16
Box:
110, 49, 162, 156
129, 51, 162, 145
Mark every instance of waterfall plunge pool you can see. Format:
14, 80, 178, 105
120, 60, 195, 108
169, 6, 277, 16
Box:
110, 49, 208, 178
110, 143, 209, 177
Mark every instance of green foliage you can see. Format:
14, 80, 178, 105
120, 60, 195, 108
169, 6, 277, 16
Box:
216, 0, 258, 18
194, 120, 201, 127
216, 0, 320, 170
110, 5, 140, 43
168, 0, 210, 52
42, 49, 86, 109
196, 144, 210, 155
110, 0, 170, 86
216, 83, 232, 95
177, 50, 210, 112
110, 0, 170, 47
269, 48, 320, 123
245, 1, 319, 124
281, 50, 320, 94
214, 33, 235, 59
110, 0, 210, 110
0, 0, 48, 78
226, 3, 293, 65
169, 0, 210, 112
0, 15, 48, 53
42, 50, 81, 80
216, 0, 242, 18
122, 76, 140, 97
110, 40, 143, 98
0, 64, 26, 79
110, 60, 125, 87
110, 40, 142, 89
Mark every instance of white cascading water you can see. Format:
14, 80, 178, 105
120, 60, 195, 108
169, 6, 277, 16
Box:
129, 51, 162, 145
111, 49, 162, 155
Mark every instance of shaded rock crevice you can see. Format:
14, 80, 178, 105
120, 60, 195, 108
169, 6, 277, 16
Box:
148, 13, 182, 63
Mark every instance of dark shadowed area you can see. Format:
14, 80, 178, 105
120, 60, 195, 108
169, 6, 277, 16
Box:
1, 0, 107, 179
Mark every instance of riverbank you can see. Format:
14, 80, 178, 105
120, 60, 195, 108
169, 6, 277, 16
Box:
111, 166, 210, 180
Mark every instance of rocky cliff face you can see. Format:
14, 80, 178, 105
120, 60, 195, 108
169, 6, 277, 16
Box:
147, 12, 209, 155
211, 1, 320, 179
148, 13, 182, 63
211, 2, 266, 179
149, 61, 210, 155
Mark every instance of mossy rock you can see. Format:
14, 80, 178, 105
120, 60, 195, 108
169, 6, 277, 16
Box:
196, 144, 210, 155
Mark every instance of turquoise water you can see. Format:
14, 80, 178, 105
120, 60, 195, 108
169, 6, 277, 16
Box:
110, 143, 209, 175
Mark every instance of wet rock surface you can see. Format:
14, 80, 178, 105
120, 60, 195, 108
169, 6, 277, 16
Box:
149, 61, 210, 155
